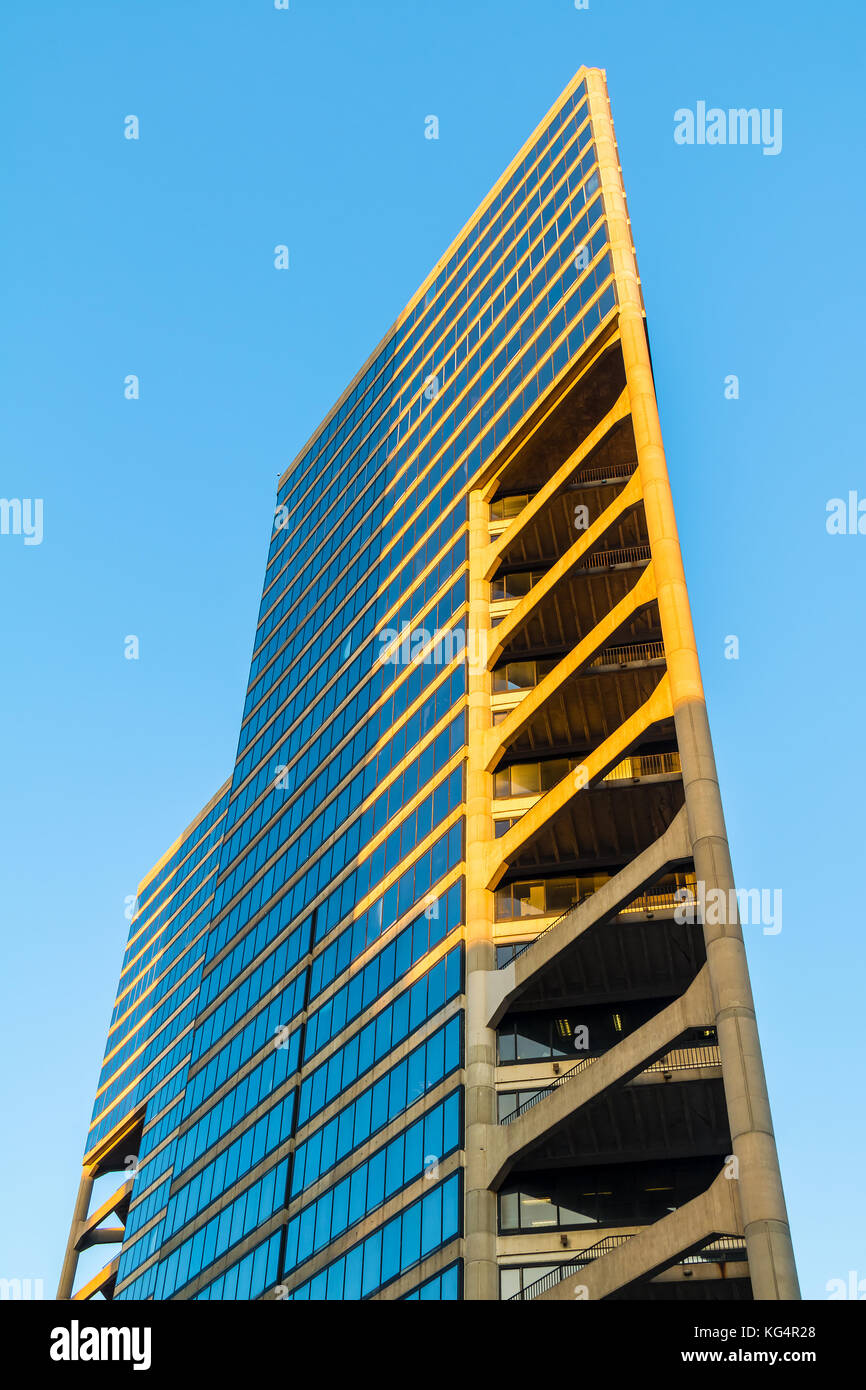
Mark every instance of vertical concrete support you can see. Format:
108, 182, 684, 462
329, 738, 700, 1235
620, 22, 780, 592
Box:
462, 489, 499, 1300
56, 1164, 96, 1301
586, 68, 799, 1301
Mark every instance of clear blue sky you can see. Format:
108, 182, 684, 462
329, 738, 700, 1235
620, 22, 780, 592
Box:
1, 0, 862, 1301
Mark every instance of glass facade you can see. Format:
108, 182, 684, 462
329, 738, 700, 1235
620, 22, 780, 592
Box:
66, 67, 621, 1304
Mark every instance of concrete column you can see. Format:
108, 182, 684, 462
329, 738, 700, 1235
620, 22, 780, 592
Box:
462, 489, 499, 1300
56, 1164, 96, 1300
585, 68, 799, 1301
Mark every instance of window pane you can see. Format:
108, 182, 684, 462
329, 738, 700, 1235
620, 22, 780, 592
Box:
519, 1191, 558, 1228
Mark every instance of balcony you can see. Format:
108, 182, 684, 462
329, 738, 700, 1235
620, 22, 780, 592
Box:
486, 966, 721, 1179
502, 1166, 746, 1302
488, 494, 652, 668
589, 639, 665, 671
603, 751, 681, 783
495, 871, 620, 923
506, 1234, 747, 1302
484, 336, 628, 515
493, 752, 682, 817
501, 1040, 721, 1125
569, 460, 636, 490
500, 875, 696, 945
492, 640, 665, 700
576, 543, 651, 573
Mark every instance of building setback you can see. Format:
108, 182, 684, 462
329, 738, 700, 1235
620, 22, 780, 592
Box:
59, 67, 798, 1304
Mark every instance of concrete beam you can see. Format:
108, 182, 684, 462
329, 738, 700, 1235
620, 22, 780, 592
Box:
481, 386, 632, 581
77, 1227, 126, 1250
537, 1167, 743, 1301
482, 563, 656, 773
487, 804, 691, 1025
487, 672, 673, 889
485, 966, 713, 1187
486, 472, 643, 668
56, 1164, 96, 1302
71, 1255, 120, 1302
74, 1178, 133, 1253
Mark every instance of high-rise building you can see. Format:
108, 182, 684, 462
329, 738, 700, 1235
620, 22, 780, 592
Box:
58, 66, 798, 1304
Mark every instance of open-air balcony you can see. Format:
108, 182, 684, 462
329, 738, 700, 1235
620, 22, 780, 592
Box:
493, 750, 682, 823
487, 487, 652, 668
502, 1166, 746, 1303
504, 1232, 748, 1303
485, 335, 628, 514
485, 968, 722, 1181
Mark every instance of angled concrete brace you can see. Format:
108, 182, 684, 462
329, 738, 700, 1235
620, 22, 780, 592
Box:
483, 562, 657, 772
481, 385, 632, 582
486, 470, 644, 669
485, 965, 714, 1188
487, 671, 673, 889
72, 1255, 120, 1302
536, 1166, 743, 1301
75, 1179, 134, 1253
487, 803, 692, 1026
476, 317, 623, 501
